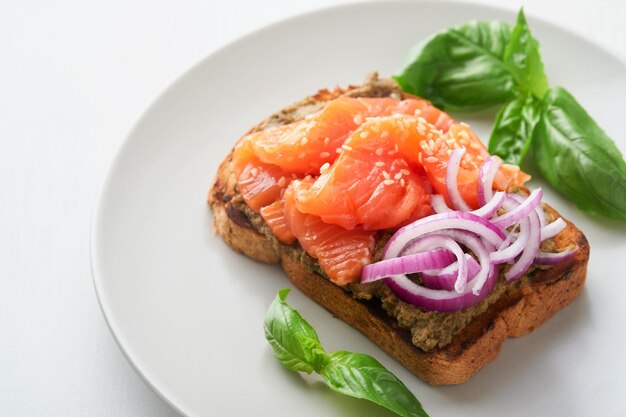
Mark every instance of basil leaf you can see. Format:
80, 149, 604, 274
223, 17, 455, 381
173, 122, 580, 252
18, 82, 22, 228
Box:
320, 351, 429, 417
489, 95, 542, 164
503, 9, 549, 98
264, 290, 430, 417
533, 87, 626, 220
395, 20, 515, 110
263, 288, 328, 373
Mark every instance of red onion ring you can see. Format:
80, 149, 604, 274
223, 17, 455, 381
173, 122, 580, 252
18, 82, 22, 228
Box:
534, 248, 578, 264
504, 209, 541, 281
432, 191, 505, 218
422, 255, 481, 291
478, 155, 502, 206
491, 188, 543, 229
446, 148, 472, 211
490, 218, 531, 264
384, 212, 506, 259
361, 248, 456, 284
430, 195, 452, 214
541, 218, 567, 241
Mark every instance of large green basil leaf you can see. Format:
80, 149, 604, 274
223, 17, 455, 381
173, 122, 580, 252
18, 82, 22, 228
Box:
489, 95, 542, 164
503, 9, 548, 98
263, 289, 328, 373
395, 20, 515, 110
320, 351, 429, 417
533, 87, 626, 220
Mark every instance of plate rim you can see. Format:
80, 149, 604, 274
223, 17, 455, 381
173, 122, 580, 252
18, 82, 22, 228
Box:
89, 1, 626, 416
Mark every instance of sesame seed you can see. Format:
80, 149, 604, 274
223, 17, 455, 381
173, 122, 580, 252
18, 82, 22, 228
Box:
342, 145, 353, 151
250, 168, 259, 177
417, 117, 427, 125
336, 147, 342, 154
394, 172, 403, 180
400, 178, 405, 186
375, 148, 384, 156
400, 169, 410, 175
428, 139, 436, 150
381, 131, 389, 138
374, 161, 385, 167
460, 122, 470, 128
458, 131, 470, 141
320, 162, 330, 172
353, 115, 363, 124
383, 179, 395, 186
422, 146, 433, 156
426, 156, 438, 163
417, 125, 426, 136
319, 151, 330, 158
277, 177, 286, 187
459, 139, 468, 146
360, 131, 369, 139
413, 109, 422, 116
418, 154, 423, 164
387, 150, 396, 156
470, 143, 480, 150
382, 171, 390, 179
394, 144, 399, 152
301, 137, 308, 145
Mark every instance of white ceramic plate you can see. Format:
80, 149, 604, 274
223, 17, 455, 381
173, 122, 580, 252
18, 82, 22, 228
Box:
91, 2, 626, 416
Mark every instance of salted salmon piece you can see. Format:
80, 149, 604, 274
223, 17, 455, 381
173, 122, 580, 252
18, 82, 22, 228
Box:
418, 123, 530, 209
237, 159, 298, 212
283, 180, 374, 285
260, 200, 296, 244
293, 116, 435, 230
233, 96, 455, 175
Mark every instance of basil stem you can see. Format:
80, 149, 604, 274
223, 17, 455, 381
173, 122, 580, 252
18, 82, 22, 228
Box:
264, 289, 429, 417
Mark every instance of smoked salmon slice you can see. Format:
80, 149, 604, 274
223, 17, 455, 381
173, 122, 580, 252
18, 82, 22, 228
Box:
233, 96, 455, 176
283, 180, 374, 285
260, 200, 296, 244
292, 116, 437, 230
237, 158, 298, 212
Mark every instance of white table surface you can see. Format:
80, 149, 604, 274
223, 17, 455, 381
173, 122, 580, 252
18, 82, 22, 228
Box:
1, 0, 624, 415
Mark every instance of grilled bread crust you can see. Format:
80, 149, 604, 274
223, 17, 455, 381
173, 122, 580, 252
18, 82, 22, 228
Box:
208, 75, 589, 385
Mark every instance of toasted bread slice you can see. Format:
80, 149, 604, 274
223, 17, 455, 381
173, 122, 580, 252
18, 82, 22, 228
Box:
208, 74, 589, 385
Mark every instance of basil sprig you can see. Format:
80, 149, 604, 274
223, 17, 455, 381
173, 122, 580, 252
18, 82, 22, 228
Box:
264, 289, 429, 417
397, 8, 626, 221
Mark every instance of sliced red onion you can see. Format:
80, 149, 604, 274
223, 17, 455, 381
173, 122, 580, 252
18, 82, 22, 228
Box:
446, 148, 472, 211
471, 191, 505, 218
384, 212, 506, 259
431, 195, 452, 214
541, 218, 567, 241
478, 156, 502, 206
491, 188, 543, 229
422, 255, 481, 291
534, 248, 578, 264
504, 209, 541, 281
434, 229, 493, 295
490, 218, 531, 264
385, 264, 500, 312
361, 248, 455, 284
